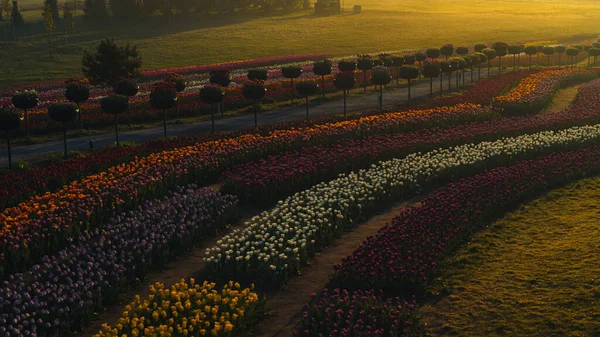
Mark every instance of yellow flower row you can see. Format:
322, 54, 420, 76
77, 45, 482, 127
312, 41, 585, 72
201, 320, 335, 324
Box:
94, 280, 261, 337
494, 68, 583, 103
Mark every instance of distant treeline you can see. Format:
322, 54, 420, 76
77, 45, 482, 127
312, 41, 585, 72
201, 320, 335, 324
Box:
85, 0, 304, 22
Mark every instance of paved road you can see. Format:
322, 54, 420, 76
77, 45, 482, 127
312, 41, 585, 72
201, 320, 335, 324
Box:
0, 71, 490, 165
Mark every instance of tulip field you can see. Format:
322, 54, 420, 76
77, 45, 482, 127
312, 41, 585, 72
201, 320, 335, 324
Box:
4, 55, 600, 337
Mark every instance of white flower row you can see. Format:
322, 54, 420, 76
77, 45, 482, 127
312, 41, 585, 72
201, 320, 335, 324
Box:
206, 124, 600, 284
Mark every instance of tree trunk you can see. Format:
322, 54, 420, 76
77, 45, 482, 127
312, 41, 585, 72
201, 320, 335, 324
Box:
440, 75, 443, 95
306, 96, 310, 122
254, 100, 258, 128
221, 102, 224, 118
396, 67, 400, 85
127, 98, 132, 129
378, 85, 383, 113
321, 75, 325, 100
363, 70, 368, 92
498, 56, 502, 75
478, 63, 481, 80
6, 130, 11, 169
211, 104, 215, 133
163, 110, 167, 138
462, 69, 465, 88
24, 108, 29, 140
114, 114, 119, 146
343, 90, 347, 116
429, 77, 433, 96
291, 78, 295, 103
48, 31, 51, 57
62, 125, 68, 159
513, 54, 516, 71
407, 79, 411, 107
470, 64, 473, 84
447, 71, 451, 91
77, 102, 82, 129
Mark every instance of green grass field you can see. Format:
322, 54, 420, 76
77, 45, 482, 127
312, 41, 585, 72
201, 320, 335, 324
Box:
421, 175, 600, 336
1, 0, 600, 87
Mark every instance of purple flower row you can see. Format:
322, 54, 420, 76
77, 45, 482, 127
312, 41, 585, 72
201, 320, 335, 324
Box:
294, 289, 422, 337
0, 186, 237, 337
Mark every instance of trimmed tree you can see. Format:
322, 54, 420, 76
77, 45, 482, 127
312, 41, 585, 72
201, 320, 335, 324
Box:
65, 80, 90, 129
524, 45, 538, 71
482, 48, 497, 77
589, 48, 600, 66
199, 84, 224, 133
440, 61, 452, 93
508, 45, 522, 71
313, 59, 332, 100
542, 46, 556, 68
391, 56, 404, 85
537, 45, 545, 66
492, 41, 508, 74
47, 103, 77, 158
114, 78, 139, 128
426, 48, 440, 62
210, 69, 232, 118
82, 38, 142, 87
403, 54, 416, 67
450, 58, 460, 89
415, 52, 427, 78
474, 43, 487, 53
0, 106, 20, 169
566, 47, 580, 68
247, 69, 268, 81
398, 66, 419, 106
242, 81, 267, 129
281, 66, 302, 102
338, 60, 357, 72
296, 82, 318, 122
459, 56, 470, 88
11, 90, 39, 140
370, 67, 392, 113
165, 73, 186, 119
149, 82, 177, 138
100, 94, 128, 146
456, 47, 469, 57
555, 45, 567, 68
357, 56, 374, 92
422, 62, 441, 96
333, 72, 355, 116
440, 44, 454, 60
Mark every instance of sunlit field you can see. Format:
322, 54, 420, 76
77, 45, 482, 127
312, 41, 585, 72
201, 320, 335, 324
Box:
1, 0, 600, 86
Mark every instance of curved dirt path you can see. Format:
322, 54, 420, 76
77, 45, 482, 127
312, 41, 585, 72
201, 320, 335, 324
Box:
542, 84, 581, 115
78, 196, 422, 337
251, 198, 422, 337
419, 176, 600, 337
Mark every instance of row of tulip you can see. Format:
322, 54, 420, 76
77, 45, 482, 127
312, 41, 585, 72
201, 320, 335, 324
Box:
0, 67, 526, 210
0, 103, 493, 277
204, 123, 600, 288
294, 289, 422, 337
493, 68, 599, 115
299, 145, 600, 336
4, 76, 600, 276
0, 186, 238, 337
221, 78, 600, 205
93, 280, 264, 337
222, 104, 496, 204
426, 69, 533, 107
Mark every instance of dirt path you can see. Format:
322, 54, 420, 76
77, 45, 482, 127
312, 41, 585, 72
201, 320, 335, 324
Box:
419, 177, 600, 337
251, 198, 422, 337
542, 84, 581, 115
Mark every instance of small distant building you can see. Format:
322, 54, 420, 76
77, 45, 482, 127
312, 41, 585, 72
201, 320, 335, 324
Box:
315, 0, 341, 16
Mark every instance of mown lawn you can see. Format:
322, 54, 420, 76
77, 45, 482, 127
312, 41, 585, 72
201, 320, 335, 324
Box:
421, 175, 600, 337
1, 0, 600, 87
